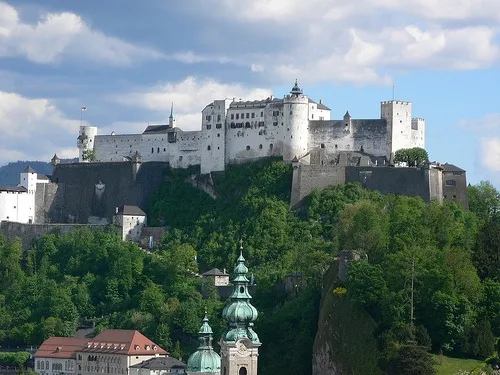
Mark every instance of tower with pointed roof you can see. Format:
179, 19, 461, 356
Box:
220, 242, 260, 375
187, 313, 221, 374
169, 103, 175, 128
283, 80, 310, 162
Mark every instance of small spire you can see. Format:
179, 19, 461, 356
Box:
169, 102, 174, 118
344, 110, 351, 118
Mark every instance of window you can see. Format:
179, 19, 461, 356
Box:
259, 144, 263, 149
157, 147, 160, 153
151, 147, 154, 153
270, 143, 274, 150
260, 111, 264, 117
453, 171, 462, 175
251, 113, 255, 118
163, 148, 166, 152
273, 122, 278, 126
207, 124, 212, 130
231, 114, 234, 120
216, 123, 222, 129
312, 114, 314, 119
207, 145, 211, 151
217, 114, 221, 121
445, 180, 457, 186
246, 113, 249, 119
321, 143, 325, 148
206, 115, 211, 121
290, 111, 293, 115
246, 145, 250, 151
239, 367, 247, 375
273, 110, 279, 116
236, 114, 239, 120
245, 122, 251, 128
218, 133, 221, 137
46, 361, 49, 369
37, 361, 40, 369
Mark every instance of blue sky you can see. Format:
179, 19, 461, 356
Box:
0, 0, 499, 186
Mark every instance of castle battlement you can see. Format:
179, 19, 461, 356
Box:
381, 100, 411, 105
81, 82, 425, 174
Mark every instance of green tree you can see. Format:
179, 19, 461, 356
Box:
82, 149, 96, 161
468, 181, 500, 223
386, 344, 437, 375
394, 147, 429, 167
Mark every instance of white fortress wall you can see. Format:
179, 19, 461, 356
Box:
200, 99, 230, 174
174, 130, 202, 168
225, 99, 284, 164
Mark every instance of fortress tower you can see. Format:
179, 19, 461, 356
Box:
283, 81, 309, 161
381, 100, 425, 161
220, 244, 260, 375
77, 125, 98, 162
201, 99, 231, 174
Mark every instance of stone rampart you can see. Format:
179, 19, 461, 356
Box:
0, 221, 105, 251
46, 161, 168, 224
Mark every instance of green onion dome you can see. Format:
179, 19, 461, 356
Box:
186, 314, 221, 374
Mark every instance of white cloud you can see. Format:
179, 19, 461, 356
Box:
117, 76, 272, 130
0, 2, 163, 65
0, 91, 79, 165
479, 137, 500, 172
195, 0, 500, 84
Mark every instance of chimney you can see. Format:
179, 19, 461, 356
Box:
319, 99, 322, 104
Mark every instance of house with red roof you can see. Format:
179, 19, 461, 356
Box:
34, 330, 169, 375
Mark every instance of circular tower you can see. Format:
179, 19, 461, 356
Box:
282, 80, 309, 161
77, 125, 98, 162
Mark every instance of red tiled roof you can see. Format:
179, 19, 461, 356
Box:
80, 330, 168, 356
35, 337, 88, 359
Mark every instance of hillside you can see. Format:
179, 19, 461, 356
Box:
0, 159, 499, 374
0, 159, 77, 185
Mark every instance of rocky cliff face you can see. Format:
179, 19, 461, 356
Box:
312, 261, 383, 375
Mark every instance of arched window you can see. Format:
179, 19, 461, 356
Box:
151, 147, 154, 153
246, 145, 250, 151
239, 367, 247, 375
157, 147, 160, 153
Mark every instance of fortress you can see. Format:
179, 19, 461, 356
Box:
0, 82, 468, 247
78, 81, 425, 173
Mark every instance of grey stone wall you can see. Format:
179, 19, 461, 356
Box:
291, 163, 465, 207
46, 161, 168, 224
0, 221, 105, 251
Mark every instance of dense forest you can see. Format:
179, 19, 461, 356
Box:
0, 159, 500, 374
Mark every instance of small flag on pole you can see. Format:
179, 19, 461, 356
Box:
81, 106, 87, 111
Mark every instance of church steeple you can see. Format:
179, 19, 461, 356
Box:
187, 313, 221, 374
220, 241, 260, 375
169, 102, 175, 128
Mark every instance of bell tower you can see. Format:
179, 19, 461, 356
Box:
220, 242, 260, 375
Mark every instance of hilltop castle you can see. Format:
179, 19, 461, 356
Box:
77, 81, 425, 174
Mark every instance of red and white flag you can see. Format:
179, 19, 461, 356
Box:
81, 106, 87, 111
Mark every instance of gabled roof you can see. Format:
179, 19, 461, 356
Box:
37, 174, 49, 181
35, 337, 88, 359
130, 357, 186, 370
80, 329, 168, 355
116, 205, 146, 216
23, 166, 36, 173
441, 163, 466, 173
143, 125, 178, 134
202, 268, 228, 276
308, 98, 331, 110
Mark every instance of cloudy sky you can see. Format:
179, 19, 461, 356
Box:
0, 0, 499, 185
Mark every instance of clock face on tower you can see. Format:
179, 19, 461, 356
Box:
236, 340, 248, 355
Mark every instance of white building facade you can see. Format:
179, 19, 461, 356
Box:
0, 167, 49, 223
81, 82, 425, 174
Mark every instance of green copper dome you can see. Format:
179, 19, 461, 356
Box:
221, 244, 260, 344
186, 314, 221, 373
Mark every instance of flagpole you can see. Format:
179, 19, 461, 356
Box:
392, 83, 396, 101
